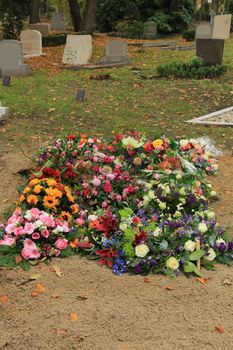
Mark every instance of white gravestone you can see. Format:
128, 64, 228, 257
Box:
196, 15, 232, 40
62, 35, 92, 65
101, 40, 130, 64
29, 23, 50, 37
20, 30, 43, 57
51, 11, 66, 31
0, 40, 30, 76
0, 102, 9, 121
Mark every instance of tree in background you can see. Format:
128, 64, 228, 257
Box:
67, 0, 99, 33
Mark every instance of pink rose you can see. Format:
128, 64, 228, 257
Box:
32, 232, 40, 240
41, 229, 50, 238
55, 238, 68, 250
14, 226, 24, 236
92, 177, 101, 187
22, 239, 40, 259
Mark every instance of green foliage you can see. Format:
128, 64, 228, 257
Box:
157, 57, 227, 79
195, 1, 210, 22
42, 33, 67, 47
0, 0, 29, 39
149, 11, 172, 33
226, 0, 233, 32
182, 28, 195, 41
115, 20, 144, 38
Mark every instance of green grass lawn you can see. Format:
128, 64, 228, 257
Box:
0, 35, 233, 154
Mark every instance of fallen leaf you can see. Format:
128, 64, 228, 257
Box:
165, 285, 174, 290
76, 296, 88, 301
29, 273, 41, 280
222, 278, 232, 286
52, 265, 62, 277
0, 295, 9, 303
36, 283, 46, 293
213, 264, 221, 268
15, 255, 23, 264
31, 291, 40, 297
143, 277, 150, 283
51, 293, 60, 299
215, 325, 224, 333
196, 277, 206, 285
70, 312, 78, 322
48, 108, 56, 113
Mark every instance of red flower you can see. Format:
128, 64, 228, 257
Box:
67, 134, 76, 140
96, 209, 118, 237
103, 181, 112, 193
77, 241, 93, 249
134, 231, 148, 245
127, 185, 135, 193
82, 188, 90, 197
95, 248, 118, 268
144, 141, 153, 152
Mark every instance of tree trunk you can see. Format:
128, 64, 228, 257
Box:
68, 0, 81, 32
80, 0, 99, 33
29, 0, 41, 24
169, 0, 182, 11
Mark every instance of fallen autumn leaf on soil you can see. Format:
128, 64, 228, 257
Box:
0, 295, 9, 303
70, 312, 78, 322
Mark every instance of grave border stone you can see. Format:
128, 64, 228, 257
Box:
186, 106, 233, 126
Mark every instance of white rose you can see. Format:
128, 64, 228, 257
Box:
145, 182, 153, 189
206, 211, 215, 220
166, 257, 179, 270
135, 244, 149, 258
180, 139, 189, 148
184, 240, 196, 252
148, 190, 155, 200
159, 202, 166, 210
164, 186, 171, 195
143, 195, 150, 206
119, 222, 128, 231
204, 248, 216, 261
88, 215, 98, 222
153, 227, 162, 237
216, 238, 225, 246
198, 223, 208, 233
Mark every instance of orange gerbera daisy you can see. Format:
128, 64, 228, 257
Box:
23, 186, 31, 194
71, 204, 79, 214
19, 194, 25, 202
29, 178, 39, 186
27, 194, 38, 205
64, 186, 75, 203
45, 187, 63, 198
46, 178, 57, 187
43, 195, 58, 209
61, 211, 72, 222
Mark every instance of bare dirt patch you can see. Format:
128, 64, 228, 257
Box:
0, 150, 233, 350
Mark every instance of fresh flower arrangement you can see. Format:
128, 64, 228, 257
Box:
0, 131, 231, 278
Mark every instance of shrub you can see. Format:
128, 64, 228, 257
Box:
42, 33, 67, 47
182, 28, 195, 41
149, 11, 172, 34
0, 0, 28, 39
115, 20, 144, 38
157, 57, 227, 79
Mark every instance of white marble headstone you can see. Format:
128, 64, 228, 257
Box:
20, 30, 42, 57
62, 35, 92, 65
0, 40, 30, 76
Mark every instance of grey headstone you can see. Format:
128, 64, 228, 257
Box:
51, 11, 66, 31
101, 40, 130, 64
2, 76, 11, 86
29, 23, 50, 37
196, 38, 225, 65
0, 40, 30, 76
143, 21, 157, 37
76, 90, 86, 101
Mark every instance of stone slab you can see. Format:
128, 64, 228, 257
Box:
62, 35, 92, 65
51, 11, 66, 31
20, 29, 43, 57
143, 21, 157, 37
0, 40, 31, 76
143, 41, 177, 48
60, 61, 130, 70
101, 40, 130, 64
196, 38, 224, 65
29, 23, 50, 37
186, 106, 233, 126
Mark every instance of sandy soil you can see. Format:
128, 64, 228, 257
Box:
0, 150, 233, 350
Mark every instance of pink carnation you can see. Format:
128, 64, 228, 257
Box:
0, 236, 15, 246
22, 239, 40, 260
41, 229, 49, 238
24, 222, 35, 235
92, 177, 101, 187
14, 226, 24, 237
5, 223, 16, 234
55, 238, 68, 250
40, 215, 55, 228
30, 208, 41, 220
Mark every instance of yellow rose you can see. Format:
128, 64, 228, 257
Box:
152, 139, 163, 149
166, 257, 179, 270
135, 244, 149, 258
184, 240, 196, 252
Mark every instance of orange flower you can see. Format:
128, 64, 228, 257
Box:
29, 179, 39, 186
19, 194, 25, 202
45, 187, 63, 198
43, 195, 58, 209
46, 178, 57, 187
152, 139, 163, 149
89, 219, 100, 229
71, 204, 79, 214
23, 186, 31, 194
27, 194, 38, 205
70, 239, 78, 249
64, 186, 74, 203
79, 138, 87, 145
61, 211, 72, 222
33, 185, 43, 194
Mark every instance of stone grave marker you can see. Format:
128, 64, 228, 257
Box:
196, 14, 231, 40
51, 11, 66, 31
20, 30, 43, 57
143, 21, 157, 38
196, 38, 225, 65
29, 23, 50, 37
62, 35, 92, 65
76, 90, 86, 101
2, 76, 11, 86
0, 40, 30, 76
101, 40, 130, 64
0, 102, 9, 121
196, 22, 212, 39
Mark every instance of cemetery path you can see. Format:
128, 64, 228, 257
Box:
0, 150, 233, 350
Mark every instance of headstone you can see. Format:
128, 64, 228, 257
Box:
0, 102, 9, 121
0, 40, 30, 76
76, 90, 86, 101
20, 30, 42, 57
2, 76, 11, 86
29, 23, 50, 37
51, 11, 66, 31
196, 15, 231, 40
196, 38, 225, 65
101, 40, 130, 64
62, 35, 92, 65
143, 21, 157, 38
